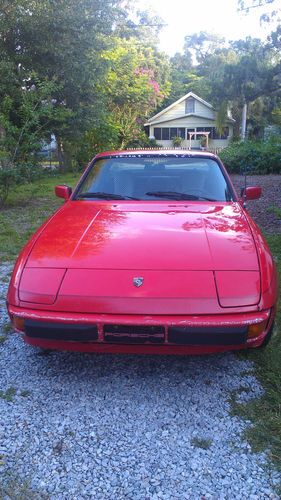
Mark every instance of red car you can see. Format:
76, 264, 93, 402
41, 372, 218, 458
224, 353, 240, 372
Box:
7, 150, 278, 354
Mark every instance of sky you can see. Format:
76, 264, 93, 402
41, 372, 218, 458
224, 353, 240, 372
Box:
137, 0, 281, 55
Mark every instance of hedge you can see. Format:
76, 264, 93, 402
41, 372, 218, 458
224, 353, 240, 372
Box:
218, 139, 281, 174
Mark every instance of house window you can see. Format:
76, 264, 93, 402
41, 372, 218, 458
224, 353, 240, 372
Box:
170, 128, 177, 139
162, 128, 169, 140
185, 97, 195, 114
212, 127, 229, 139
154, 128, 161, 140
153, 127, 186, 141
221, 127, 229, 139
203, 127, 214, 139
178, 128, 185, 138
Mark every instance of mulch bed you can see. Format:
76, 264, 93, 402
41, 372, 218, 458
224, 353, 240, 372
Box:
231, 175, 281, 234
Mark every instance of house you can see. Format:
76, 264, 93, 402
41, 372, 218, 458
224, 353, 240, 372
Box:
144, 92, 235, 149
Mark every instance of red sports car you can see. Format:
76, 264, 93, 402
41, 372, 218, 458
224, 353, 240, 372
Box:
7, 150, 278, 354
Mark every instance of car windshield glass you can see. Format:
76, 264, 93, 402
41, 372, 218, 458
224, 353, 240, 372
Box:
74, 156, 234, 202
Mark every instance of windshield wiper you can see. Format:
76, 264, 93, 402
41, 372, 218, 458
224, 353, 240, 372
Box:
145, 191, 217, 201
77, 192, 139, 200
146, 191, 198, 200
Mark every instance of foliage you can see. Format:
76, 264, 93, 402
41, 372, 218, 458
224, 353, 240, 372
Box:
271, 104, 281, 126
0, 0, 281, 166
101, 37, 170, 149
238, 0, 280, 24
219, 139, 281, 174
175, 30, 281, 139
215, 100, 229, 136
172, 136, 183, 147
0, 0, 126, 167
233, 233, 281, 481
199, 136, 207, 147
0, 163, 58, 207
0, 77, 70, 163
125, 134, 160, 149
184, 32, 226, 65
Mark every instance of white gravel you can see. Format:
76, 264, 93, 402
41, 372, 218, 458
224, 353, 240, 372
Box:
0, 263, 280, 499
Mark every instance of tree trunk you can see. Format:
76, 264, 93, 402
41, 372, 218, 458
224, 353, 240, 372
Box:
57, 136, 65, 171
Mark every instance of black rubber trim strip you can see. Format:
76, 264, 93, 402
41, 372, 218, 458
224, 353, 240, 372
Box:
168, 326, 248, 345
104, 334, 164, 344
24, 320, 98, 342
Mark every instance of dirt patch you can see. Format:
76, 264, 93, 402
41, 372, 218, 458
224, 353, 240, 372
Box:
231, 175, 281, 234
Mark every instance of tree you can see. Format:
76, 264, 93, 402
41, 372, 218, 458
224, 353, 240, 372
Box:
184, 32, 226, 65
100, 37, 170, 148
238, 0, 280, 23
188, 34, 281, 139
0, 0, 126, 165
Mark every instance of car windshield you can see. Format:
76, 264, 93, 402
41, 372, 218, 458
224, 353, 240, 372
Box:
74, 156, 234, 202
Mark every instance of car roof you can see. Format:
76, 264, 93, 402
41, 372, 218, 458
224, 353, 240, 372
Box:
94, 149, 218, 160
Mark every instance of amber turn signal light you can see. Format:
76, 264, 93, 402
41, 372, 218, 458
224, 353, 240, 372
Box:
11, 315, 25, 333
247, 320, 267, 339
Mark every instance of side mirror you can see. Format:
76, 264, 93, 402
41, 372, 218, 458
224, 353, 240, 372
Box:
55, 185, 72, 200
244, 186, 262, 201
241, 186, 262, 200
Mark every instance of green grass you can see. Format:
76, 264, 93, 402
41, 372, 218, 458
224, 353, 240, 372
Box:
0, 322, 13, 345
0, 476, 48, 499
191, 437, 213, 450
267, 205, 281, 219
0, 172, 79, 261
234, 234, 281, 475
0, 387, 17, 402
20, 389, 31, 397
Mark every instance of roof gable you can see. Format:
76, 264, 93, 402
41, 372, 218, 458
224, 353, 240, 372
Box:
145, 92, 214, 125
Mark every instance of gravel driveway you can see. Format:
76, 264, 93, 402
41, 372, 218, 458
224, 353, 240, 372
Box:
231, 174, 281, 233
0, 263, 280, 499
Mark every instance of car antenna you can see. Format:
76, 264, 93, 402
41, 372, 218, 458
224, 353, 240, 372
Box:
240, 165, 248, 208
244, 167, 247, 208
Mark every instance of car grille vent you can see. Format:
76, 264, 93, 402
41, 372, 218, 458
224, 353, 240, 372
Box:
104, 324, 165, 344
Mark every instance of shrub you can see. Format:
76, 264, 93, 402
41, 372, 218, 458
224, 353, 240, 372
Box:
125, 135, 161, 149
172, 136, 182, 147
219, 139, 281, 174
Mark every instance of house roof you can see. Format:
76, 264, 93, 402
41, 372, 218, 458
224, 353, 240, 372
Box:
146, 113, 235, 126
144, 91, 235, 126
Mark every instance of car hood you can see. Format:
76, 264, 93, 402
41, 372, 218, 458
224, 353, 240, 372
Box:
20, 201, 261, 313
26, 201, 259, 271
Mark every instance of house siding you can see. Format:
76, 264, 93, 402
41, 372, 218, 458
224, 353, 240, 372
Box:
154, 101, 186, 122
195, 101, 214, 119
149, 99, 214, 125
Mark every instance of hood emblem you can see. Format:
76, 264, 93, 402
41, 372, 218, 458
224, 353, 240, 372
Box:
133, 277, 144, 287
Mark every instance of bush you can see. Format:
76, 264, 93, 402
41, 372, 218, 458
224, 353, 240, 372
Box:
125, 135, 161, 149
0, 163, 55, 207
172, 136, 182, 147
219, 139, 281, 174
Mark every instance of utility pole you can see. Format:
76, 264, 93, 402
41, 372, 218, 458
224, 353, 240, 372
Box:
241, 102, 247, 141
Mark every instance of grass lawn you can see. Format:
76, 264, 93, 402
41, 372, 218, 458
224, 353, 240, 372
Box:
1, 174, 281, 477
0, 172, 79, 261
235, 234, 281, 474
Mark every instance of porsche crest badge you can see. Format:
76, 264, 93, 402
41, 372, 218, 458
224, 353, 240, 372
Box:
133, 277, 144, 287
